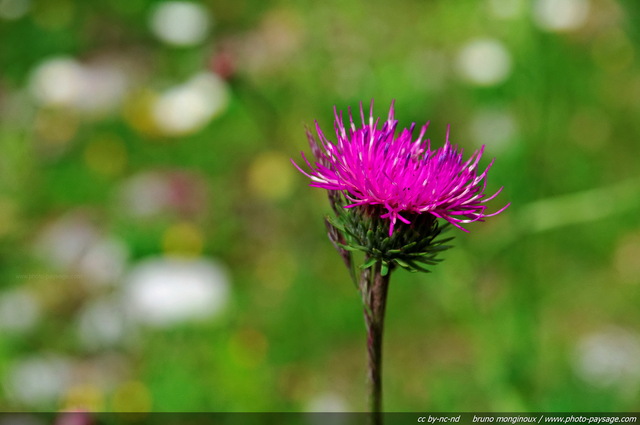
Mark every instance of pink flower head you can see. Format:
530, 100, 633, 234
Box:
293, 100, 509, 236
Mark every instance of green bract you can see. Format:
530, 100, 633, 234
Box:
325, 192, 454, 277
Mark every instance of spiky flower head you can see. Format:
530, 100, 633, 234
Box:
293, 100, 509, 274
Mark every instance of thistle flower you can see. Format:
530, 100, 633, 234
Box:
292, 101, 509, 422
293, 100, 509, 237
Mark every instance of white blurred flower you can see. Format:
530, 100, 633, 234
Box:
76, 298, 132, 350
0, 0, 31, 20
118, 172, 172, 218
117, 170, 208, 218
152, 72, 229, 136
29, 57, 85, 108
456, 38, 512, 86
75, 62, 129, 116
0, 289, 40, 334
149, 1, 211, 47
78, 237, 129, 286
533, 0, 590, 32
4, 355, 72, 407
35, 213, 98, 271
470, 107, 518, 153
574, 327, 640, 389
305, 393, 349, 412
34, 212, 128, 285
123, 256, 230, 328
305, 393, 350, 425
28, 56, 129, 116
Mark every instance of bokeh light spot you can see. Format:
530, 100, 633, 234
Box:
0, 288, 41, 334
592, 29, 634, 74
533, 0, 589, 32
76, 298, 129, 350
149, 1, 211, 47
456, 38, 512, 86
62, 384, 104, 411
0, 0, 31, 20
124, 257, 230, 327
162, 221, 204, 257
248, 151, 294, 201
151, 73, 230, 136
305, 392, 349, 413
34, 109, 78, 148
5, 355, 72, 407
29, 56, 83, 106
111, 381, 151, 412
574, 327, 640, 389
123, 91, 162, 137
28, 57, 129, 117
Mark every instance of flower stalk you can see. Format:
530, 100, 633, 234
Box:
360, 258, 391, 423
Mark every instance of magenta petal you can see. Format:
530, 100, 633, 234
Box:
292, 101, 509, 234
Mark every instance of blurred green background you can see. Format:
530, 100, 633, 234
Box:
1, 0, 640, 413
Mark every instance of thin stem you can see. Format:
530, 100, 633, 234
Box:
359, 259, 391, 425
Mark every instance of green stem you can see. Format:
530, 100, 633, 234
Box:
360, 259, 391, 425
